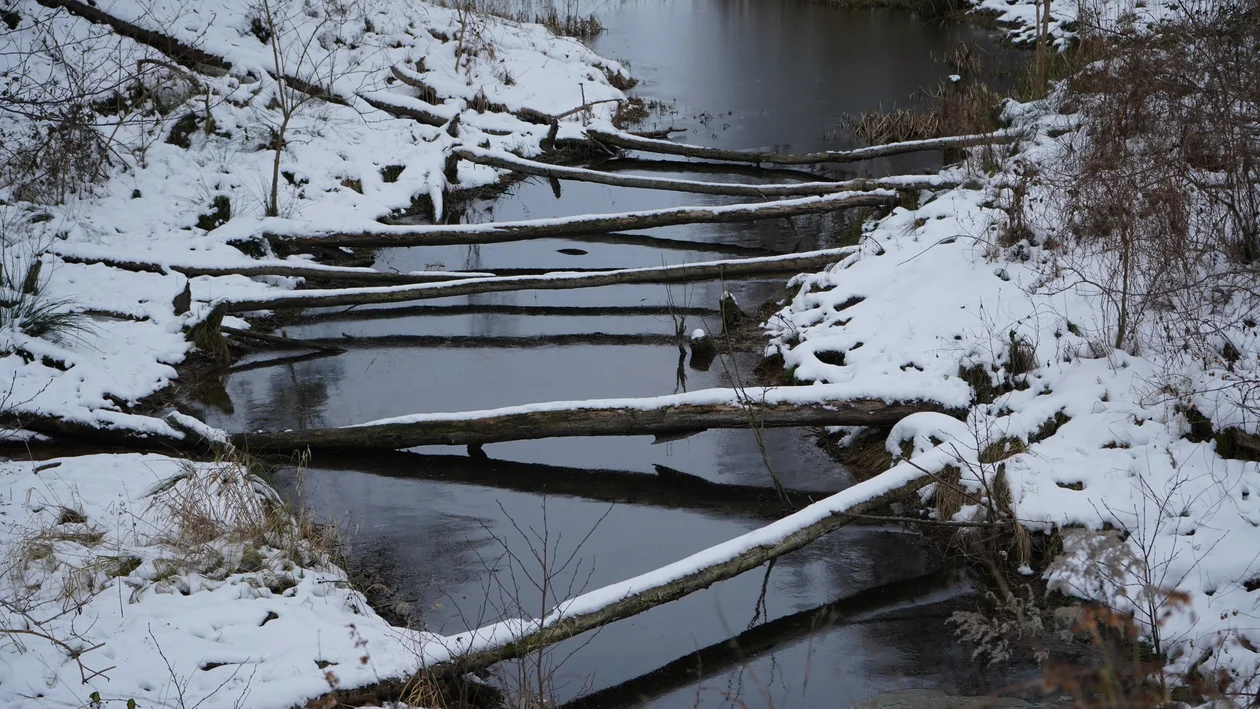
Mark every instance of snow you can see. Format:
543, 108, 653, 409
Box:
761, 87, 1260, 696
971, 0, 1183, 46
0, 453, 425, 709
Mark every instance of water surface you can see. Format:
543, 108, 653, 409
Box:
190, 3, 1029, 705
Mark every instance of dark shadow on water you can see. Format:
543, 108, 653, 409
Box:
309, 449, 822, 519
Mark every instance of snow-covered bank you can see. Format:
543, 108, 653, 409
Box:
0, 0, 629, 437
0, 453, 425, 708
767, 52, 1260, 703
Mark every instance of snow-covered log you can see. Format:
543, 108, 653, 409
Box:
453, 146, 962, 197
585, 127, 1025, 165
213, 247, 858, 313
416, 455, 938, 674
35, 0, 231, 73
229, 386, 949, 450
272, 191, 896, 248
53, 252, 488, 284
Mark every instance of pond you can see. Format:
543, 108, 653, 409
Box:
187, 2, 1033, 706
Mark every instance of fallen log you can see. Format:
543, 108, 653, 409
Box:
53, 252, 490, 285
358, 91, 448, 127
287, 303, 721, 325
270, 191, 895, 249
222, 326, 346, 353
539, 231, 777, 256
585, 127, 1024, 166
454, 146, 961, 197
213, 246, 856, 313
228, 385, 947, 450
592, 157, 834, 182
35, 0, 230, 73
415, 453, 942, 674
299, 332, 682, 349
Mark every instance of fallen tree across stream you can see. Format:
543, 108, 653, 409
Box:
412, 445, 957, 675
585, 127, 1025, 165
228, 385, 950, 450
209, 246, 856, 314
53, 251, 491, 285
454, 146, 963, 197
267, 190, 895, 249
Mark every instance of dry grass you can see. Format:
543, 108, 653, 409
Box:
844, 80, 1002, 147
933, 464, 965, 522
148, 451, 340, 580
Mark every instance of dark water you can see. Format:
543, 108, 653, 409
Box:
187, 2, 1028, 706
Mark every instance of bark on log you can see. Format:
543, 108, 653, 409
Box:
454, 147, 961, 197
228, 392, 944, 450
585, 128, 1024, 165
418, 458, 936, 675
272, 191, 895, 248
214, 247, 856, 313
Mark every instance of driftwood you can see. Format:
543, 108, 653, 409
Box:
585, 127, 1024, 166
228, 390, 944, 450
454, 147, 961, 197
419, 459, 936, 675
213, 247, 856, 313
273, 191, 894, 248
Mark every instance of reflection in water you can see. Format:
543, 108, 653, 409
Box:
195, 0, 1030, 705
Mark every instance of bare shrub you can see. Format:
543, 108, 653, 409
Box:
1036, 1, 1260, 355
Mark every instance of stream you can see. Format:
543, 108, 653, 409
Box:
187, 2, 1032, 706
